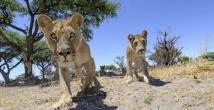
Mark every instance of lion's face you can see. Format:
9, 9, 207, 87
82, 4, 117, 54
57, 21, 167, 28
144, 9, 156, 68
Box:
37, 13, 83, 66
128, 31, 147, 57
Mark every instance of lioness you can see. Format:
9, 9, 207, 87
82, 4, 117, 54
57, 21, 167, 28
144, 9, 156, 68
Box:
124, 30, 150, 83
37, 13, 100, 108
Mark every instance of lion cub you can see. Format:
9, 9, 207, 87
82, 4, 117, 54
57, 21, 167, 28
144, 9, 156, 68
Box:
124, 30, 150, 83
37, 13, 100, 108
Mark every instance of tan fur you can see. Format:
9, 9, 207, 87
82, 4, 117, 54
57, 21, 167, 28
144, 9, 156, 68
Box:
124, 30, 150, 83
37, 13, 100, 109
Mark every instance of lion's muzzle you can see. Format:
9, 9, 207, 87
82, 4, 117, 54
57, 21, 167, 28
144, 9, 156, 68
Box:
57, 42, 72, 59
137, 49, 145, 54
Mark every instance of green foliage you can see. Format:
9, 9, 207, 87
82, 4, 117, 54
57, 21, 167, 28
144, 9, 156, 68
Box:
0, 0, 24, 12
57, 0, 118, 40
179, 56, 190, 62
0, 0, 25, 25
15, 73, 25, 80
33, 41, 52, 71
1, 0, 119, 40
0, 29, 25, 49
0, 29, 22, 62
33, 41, 51, 62
200, 52, 214, 60
104, 65, 118, 71
0, 29, 23, 61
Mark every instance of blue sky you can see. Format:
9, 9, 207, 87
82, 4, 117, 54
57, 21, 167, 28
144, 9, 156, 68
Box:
89, 0, 214, 67
1, 0, 214, 80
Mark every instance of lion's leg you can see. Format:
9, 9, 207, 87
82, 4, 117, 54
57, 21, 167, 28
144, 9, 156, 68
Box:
134, 67, 142, 81
142, 61, 150, 83
75, 66, 82, 79
80, 66, 101, 90
125, 60, 134, 83
52, 67, 72, 108
93, 76, 101, 88
75, 66, 86, 88
81, 57, 95, 92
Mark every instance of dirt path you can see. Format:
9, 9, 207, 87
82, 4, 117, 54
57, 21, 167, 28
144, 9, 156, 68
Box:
0, 76, 214, 110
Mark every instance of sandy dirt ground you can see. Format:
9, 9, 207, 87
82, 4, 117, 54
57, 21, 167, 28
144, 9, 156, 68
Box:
0, 75, 214, 110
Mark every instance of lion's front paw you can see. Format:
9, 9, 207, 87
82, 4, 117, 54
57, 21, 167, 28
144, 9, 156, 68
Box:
143, 75, 150, 84
52, 95, 72, 109
125, 75, 134, 83
124, 75, 128, 80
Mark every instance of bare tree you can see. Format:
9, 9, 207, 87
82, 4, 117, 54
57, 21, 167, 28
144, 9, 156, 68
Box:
149, 31, 182, 66
114, 56, 126, 75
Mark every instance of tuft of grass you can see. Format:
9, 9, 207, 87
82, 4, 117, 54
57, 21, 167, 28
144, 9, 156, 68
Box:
144, 96, 153, 105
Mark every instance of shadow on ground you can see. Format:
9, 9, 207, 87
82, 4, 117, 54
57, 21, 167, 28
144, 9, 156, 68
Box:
149, 77, 171, 87
71, 87, 117, 110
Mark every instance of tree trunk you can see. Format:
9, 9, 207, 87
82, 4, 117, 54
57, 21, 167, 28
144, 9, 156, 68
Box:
23, 35, 34, 81
1, 72, 10, 84
23, 53, 33, 80
42, 69, 45, 80
122, 67, 126, 76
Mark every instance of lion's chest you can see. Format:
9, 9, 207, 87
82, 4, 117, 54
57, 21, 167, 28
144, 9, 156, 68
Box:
58, 61, 76, 68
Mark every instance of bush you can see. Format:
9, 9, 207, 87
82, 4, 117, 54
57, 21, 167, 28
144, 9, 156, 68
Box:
15, 74, 25, 81
179, 56, 191, 62
200, 52, 214, 61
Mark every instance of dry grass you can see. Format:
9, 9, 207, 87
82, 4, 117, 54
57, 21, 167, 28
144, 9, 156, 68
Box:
150, 60, 214, 80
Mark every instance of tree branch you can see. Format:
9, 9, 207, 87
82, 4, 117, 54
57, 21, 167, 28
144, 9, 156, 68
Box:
0, 62, 6, 67
33, 7, 40, 15
10, 58, 23, 70
8, 24, 27, 34
0, 69, 7, 77
24, 0, 33, 15
24, 0, 34, 35
29, 15, 35, 35
33, 32, 44, 43
33, 20, 39, 36
1, 57, 10, 73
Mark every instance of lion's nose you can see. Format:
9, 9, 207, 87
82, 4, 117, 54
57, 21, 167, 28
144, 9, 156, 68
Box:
57, 48, 71, 57
138, 49, 145, 54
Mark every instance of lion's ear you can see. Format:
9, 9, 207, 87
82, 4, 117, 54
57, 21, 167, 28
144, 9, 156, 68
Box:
128, 34, 135, 43
142, 30, 148, 38
37, 14, 54, 35
69, 13, 84, 29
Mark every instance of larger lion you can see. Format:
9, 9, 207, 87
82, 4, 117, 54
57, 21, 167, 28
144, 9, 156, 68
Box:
124, 30, 150, 83
37, 13, 100, 108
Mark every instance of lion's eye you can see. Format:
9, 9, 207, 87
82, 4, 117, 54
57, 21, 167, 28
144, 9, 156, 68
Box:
134, 42, 138, 47
141, 40, 145, 44
50, 33, 57, 41
69, 32, 75, 39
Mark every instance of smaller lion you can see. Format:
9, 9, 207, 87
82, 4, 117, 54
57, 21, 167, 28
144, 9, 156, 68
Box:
124, 30, 150, 83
